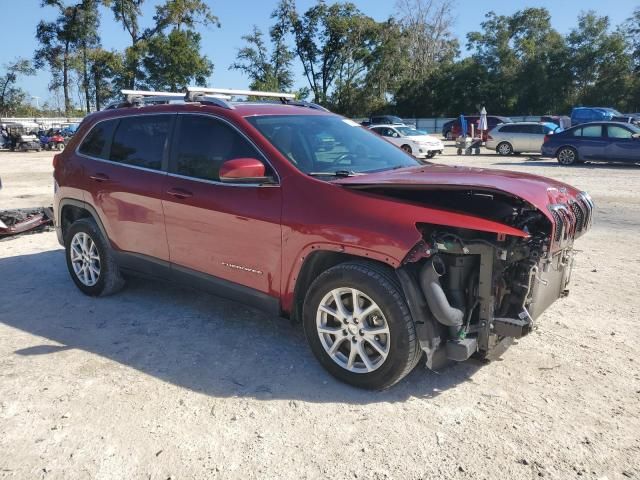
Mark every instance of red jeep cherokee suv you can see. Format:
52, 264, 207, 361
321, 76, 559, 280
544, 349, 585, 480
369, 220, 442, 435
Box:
53, 88, 593, 389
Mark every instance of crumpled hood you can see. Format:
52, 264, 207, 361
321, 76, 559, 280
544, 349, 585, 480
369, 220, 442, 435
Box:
334, 164, 582, 220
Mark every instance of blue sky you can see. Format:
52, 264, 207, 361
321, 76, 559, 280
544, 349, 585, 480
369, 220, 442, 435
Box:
3, 0, 638, 107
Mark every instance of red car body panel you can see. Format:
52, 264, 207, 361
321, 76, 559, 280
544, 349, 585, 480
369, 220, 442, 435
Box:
54, 102, 583, 317
333, 163, 582, 224
81, 157, 170, 261
161, 176, 282, 297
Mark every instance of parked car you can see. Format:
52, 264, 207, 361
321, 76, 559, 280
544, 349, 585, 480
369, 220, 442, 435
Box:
571, 107, 639, 127
444, 115, 513, 141
370, 124, 444, 159
361, 115, 404, 127
540, 115, 571, 130
54, 87, 593, 390
486, 122, 560, 155
441, 119, 456, 140
541, 121, 640, 165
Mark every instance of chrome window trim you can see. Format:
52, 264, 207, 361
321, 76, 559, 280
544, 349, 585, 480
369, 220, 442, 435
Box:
74, 111, 281, 187
75, 112, 175, 173
166, 171, 278, 188
174, 111, 281, 186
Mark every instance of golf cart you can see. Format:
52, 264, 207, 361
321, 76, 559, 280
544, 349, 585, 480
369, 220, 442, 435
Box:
4, 122, 42, 152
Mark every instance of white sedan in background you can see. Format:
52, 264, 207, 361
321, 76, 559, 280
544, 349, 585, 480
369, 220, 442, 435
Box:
370, 124, 444, 159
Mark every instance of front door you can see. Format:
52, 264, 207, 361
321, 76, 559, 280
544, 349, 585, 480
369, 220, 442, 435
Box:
605, 124, 640, 162
161, 114, 282, 297
80, 114, 173, 261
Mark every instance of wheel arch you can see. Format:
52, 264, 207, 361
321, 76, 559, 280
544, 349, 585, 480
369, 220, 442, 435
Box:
58, 198, 111, 248
288, 248, 399, 322
556, 144, 579, 158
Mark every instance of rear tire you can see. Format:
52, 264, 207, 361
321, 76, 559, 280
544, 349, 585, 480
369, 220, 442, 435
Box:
497, 142, 513, 156
557, 147, 578, 166
64, 218, 125, 297
303, 262, 422, 390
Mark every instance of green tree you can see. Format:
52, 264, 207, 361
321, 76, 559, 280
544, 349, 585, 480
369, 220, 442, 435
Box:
35, 0, 85, 114
281, 1, 376, 105
567, 12, 633, 109
143, 29, 212, 90
0, 59, 35, 116
108, 0, 218, 90
88, 49, 123, 110
230, 24, 294, 92
466, 8, 571, 115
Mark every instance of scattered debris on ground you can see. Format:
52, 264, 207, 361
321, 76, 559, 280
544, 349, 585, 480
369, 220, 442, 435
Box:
0, 207, 53, 238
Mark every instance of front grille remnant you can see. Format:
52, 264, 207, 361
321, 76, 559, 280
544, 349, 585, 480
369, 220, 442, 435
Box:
570, 202, 584, 233
551, 210, 563, 242
549, 192, 594, 247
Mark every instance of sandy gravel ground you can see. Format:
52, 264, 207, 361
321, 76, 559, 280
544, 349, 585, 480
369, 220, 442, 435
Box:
0, 148, 639, 479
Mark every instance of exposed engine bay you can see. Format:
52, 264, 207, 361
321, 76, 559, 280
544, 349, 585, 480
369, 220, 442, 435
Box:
364, 186, 594, 367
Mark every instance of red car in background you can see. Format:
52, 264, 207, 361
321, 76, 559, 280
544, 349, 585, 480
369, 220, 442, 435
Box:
53, 88, 592, 389
444, 115, 513, 141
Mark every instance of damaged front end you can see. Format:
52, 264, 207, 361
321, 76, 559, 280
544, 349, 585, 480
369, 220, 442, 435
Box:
0, 208, 54, 238
395, 189, 594, 368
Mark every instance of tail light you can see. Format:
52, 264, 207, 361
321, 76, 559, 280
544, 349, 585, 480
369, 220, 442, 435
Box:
52, 154, 60, 169
543, 135, 550, 144
487, 134, 493, 140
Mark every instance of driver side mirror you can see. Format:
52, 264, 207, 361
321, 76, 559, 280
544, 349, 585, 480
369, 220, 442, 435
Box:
632, 133, 640, 140
392, 132, 400, 138
219, 158, 274, 184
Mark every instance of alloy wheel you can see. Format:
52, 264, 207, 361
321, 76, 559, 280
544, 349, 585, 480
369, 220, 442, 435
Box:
498, 142, 512, 155
558, 148, 576, 165
316, 287, 390, 373
70, 232, 101, 286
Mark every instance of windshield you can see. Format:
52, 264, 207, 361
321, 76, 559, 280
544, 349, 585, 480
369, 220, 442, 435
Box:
246, 115, 419, 175
395, 126, 424, 137
604, 108, 623, 116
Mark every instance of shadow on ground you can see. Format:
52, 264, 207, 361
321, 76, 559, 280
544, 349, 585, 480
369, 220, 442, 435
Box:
0, 248, 486, 403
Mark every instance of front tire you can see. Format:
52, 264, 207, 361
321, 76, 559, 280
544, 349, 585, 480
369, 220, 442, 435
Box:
64, 218, 125, 296
401, 144, 412, 155
557, 147, 578, 165
303, 262, 422, 390
497, 142, 513, 156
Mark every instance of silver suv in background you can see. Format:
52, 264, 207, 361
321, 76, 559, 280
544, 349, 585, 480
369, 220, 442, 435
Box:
486, 122, 559, 155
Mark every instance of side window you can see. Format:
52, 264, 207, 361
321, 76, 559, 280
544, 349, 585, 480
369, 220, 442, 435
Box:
499, 125, 515, 133
109, 115, 171, 170
582, 125, 603, 138
571, 128, 582, 137
172, 115, 264, 181
78, 120, 117, 159
607, 125, 632, 139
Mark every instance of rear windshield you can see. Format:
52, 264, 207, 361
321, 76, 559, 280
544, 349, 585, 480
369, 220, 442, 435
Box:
246, 115, 418, 176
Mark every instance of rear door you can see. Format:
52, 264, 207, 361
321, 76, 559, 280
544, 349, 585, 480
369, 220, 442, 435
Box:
162, 113, 282, 296
605, 124, 640, 162
79, 114, 173, 261
526, 124, 546, 152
